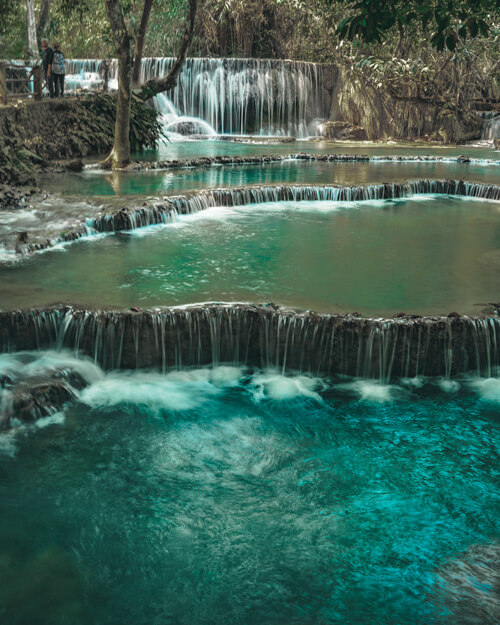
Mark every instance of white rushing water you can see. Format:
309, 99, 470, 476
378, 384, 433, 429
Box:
65, 57, 326, 137
482, 114, 500, 142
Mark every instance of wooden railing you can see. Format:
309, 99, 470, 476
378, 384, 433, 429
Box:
0, 62, 44, 103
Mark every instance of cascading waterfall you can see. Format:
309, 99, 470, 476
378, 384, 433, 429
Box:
153, 92, 217, 137
65, 57, 325, 137
87, 180, 500, 233
1, 305, 499, 380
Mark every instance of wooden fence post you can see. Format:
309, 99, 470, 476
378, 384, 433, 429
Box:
103, 60, 109, 93
33, 65, 42, 100
0, 63, 7, 104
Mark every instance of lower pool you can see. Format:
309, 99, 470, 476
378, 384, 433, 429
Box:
0, 352, 498, 625
1, 195, 499, 315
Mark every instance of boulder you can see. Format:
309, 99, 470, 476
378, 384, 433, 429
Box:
317, 120, 368, 140
0, 368, 86, 430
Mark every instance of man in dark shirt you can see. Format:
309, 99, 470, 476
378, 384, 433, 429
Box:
41, 38, 54, 98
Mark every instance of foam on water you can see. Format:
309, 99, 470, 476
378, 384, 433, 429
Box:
337, 379, 404, 403
34, 411, 66, 429
438, 379, 461, 393
79, 366, 244, 412
250, 371, 326, 402
470, 376, 500, 403
0, 429, 18, 457
19, 350, 105, 385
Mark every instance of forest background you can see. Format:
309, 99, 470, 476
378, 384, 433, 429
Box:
1, 0, 499, 108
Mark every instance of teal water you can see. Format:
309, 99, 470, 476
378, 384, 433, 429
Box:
0, 352, 498, 625
141, 139, 499, 162
1, 195, 499, 315
52, 159, 500, 197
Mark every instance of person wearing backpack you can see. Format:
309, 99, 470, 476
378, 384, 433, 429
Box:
51, 42, 65, 97
41, 39, 54, 98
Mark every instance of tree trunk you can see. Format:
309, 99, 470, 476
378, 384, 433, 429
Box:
138, 0, 197, 100
132, 0, 153, 87
104, 0, 197, 168
26, 0, 39, 59
103, 0, 135, 169
103, 49, 133, 169
37, 0, 51, 40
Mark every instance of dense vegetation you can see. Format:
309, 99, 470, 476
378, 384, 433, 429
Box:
0, 0, 499, 161
2, 1, 499, 103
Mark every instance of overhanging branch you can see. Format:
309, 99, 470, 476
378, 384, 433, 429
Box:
136, 0, 197, 100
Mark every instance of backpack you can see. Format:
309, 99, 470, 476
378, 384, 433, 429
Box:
52, 50, 65, 75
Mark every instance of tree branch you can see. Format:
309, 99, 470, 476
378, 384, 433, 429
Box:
137, 0, 197, 100
132, 0, 153, 87
36, 0, 51, 39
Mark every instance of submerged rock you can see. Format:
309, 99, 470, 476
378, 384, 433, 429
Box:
433, 541, 500, 625
0, 185, 35, 211
65, 158, 84, 172
0, 369, 85, 430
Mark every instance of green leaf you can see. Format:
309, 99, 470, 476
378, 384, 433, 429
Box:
468, 20, 479, 38
478, 20, 489, 37
446, 34, 456, 50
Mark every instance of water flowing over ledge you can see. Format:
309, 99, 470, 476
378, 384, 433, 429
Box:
88, 179, 500, 233
10, 179, 499, 255
126, 153, 500, 171
66, 57, 326, 137
1, 305, 498, 380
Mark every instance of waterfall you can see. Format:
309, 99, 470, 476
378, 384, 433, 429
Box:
153, 92, 217, 137
65, 57, 325, 137
481, 113, 500, 142
1, 305, 499, 380
86, 180, 500, 234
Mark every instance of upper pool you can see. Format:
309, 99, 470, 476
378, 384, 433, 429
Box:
141, 139, 499, 161
53, 158, 500, 196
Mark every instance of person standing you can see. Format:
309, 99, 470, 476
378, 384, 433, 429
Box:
51, 42, 65, 98
41, 38, 54, 98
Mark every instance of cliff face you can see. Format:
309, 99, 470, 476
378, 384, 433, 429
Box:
325, 65, 484, 143
0, 94, 161, 187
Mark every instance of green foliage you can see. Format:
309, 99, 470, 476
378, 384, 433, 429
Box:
335, 0, 499, 51
0, 0, 25, 57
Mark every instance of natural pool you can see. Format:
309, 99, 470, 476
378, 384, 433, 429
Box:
1, 139, 499, 625
140, 139, 499, 162
0, 352, 498, 625
1, 195, 499, 315
52, 158, 500, 197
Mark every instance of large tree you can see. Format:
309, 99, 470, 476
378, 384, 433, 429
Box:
26, 0, 39, 58
103, 0, 197, 169
36, 0, 52, 39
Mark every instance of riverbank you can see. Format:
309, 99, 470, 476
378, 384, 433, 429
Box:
0, 94, 162, 197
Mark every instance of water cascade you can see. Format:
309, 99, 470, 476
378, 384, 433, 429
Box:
1, 305, 499, 380
153, 93, 217, 138
87, 180, 500, 234
65, 57, 326, 137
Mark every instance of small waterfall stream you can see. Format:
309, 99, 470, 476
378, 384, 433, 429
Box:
65, 57, 326, 137
481, 112, 500, 143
